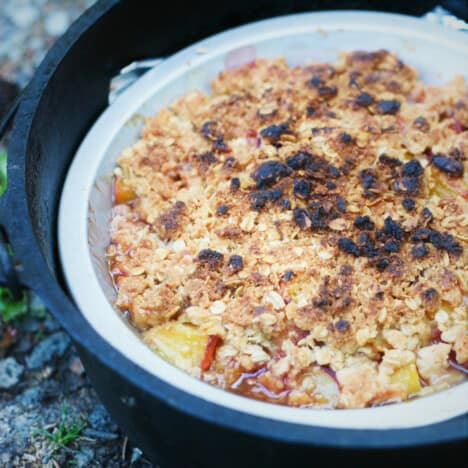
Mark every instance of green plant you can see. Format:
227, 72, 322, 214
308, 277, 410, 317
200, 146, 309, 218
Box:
34, 404, 86, 453
0, 150, 6, 195
0, 286, 29, 322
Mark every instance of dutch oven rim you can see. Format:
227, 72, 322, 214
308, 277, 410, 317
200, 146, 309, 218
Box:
2, 0, 467, 450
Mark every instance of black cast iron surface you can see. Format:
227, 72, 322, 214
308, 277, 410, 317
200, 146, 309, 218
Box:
1, 0, 467, 466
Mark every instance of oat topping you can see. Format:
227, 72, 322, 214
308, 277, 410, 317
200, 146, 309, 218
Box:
108, 50, 467, 409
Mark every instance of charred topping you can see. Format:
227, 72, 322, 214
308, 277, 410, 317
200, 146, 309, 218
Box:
251, 160, 291, 189
335, 319, 350, 333
375, 99, 401, 115
309, 75, 324, 88
227, 255, 243, 273
193, 151, 218, 173
223, 156, 237, 170
348, 71, 360, 88
413, 116, 430, 132
306, 105, 316, 116
286, 151, 313, 170
308, 205, 330, 230
230, 177, 240, 191
202, 121, 229, 152
359, 168, 377, 196
379, 153, 402, 167
318, 86, 338, 100
383, 217, 404, 241
340, 265, 353, 276
197, 249, 224, 270
249, 187, 283, 210
260, 122, 292, 143
393, 160, 423, 196
337, 238, 361, 257
156, 201, 186, 241
422, 207, 433, 221
339, 132, 353, 144
354, 215, 375, 231
402, 198, 415, 211
201, 121, 219, 140
431, 154, 464, 177
282, 270, 295, 282
412, 244, 429, 258
428, 231, 463, 255
411, 228, 463, 255
402, 160, 423, 178
293, 208, 312, 229
279, 198, 292, 211
375, 291, 385, 300
358, 232, 379, 258
376, 257, 390, 271
293, 179, 312, 199
336, 196, 347, 213
355, 92, 374, 107
383, 239, 400, 253
216, 204, 229, 216
422, 287, 438, 302
411, 228, 432, 243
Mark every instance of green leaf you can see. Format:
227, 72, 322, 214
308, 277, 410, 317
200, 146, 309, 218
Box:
0, 150, 6, 196
0, 286, 29, 322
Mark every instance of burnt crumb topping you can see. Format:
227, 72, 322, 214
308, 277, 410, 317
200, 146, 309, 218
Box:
260, 122, 292, 143
230, 177, 240, 191
354, 215, 375, 230
197, 249, 224, 270
339, 132, 353, 144
251, 160, 291, 189
422, 207, 433, 221
431, 154, 464, 177
355, 92, 374, 107
293, 179, 312, 199
216, 204, 229, 215
335, 319, 350, 333
402, 197, 416, 211
413, 116, 430, 132
109, 52, 467, 411
359, 168, 378, 197
282, 270, 295, 282
249, 188, 283, 210
286, 151, 314, 170
375, 99, 401, 115
337, 238, 361, 257
379, 153, 402, 168
227, 254, 243, 273
412, 244, 429, 258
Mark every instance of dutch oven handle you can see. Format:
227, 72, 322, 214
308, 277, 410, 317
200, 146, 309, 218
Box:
0, 97, 23, 300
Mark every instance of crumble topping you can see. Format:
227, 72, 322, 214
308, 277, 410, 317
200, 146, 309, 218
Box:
107, 50, 467, 408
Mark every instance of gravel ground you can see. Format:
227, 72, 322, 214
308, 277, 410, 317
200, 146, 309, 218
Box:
0, 1, 155, 466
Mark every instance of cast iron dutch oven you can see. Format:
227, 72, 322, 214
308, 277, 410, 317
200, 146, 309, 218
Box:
1, 1, 467, 466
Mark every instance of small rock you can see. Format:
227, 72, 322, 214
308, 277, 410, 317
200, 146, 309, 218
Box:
26, 331, 70, 369
43, 316, 60, 332
131, 448, 143, 464
88, 403, 116, 432
74, 447, 95, 468
69, 356, 85, 375
16, 386, 42, 408
44, 11, 69, 36
0, 357, 24, 388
